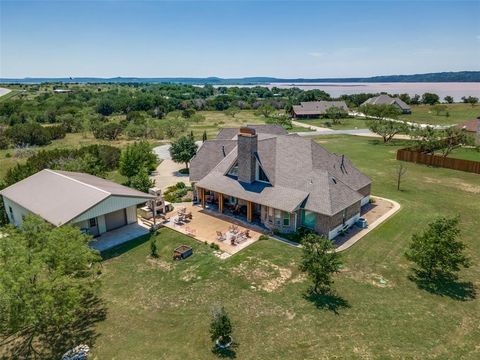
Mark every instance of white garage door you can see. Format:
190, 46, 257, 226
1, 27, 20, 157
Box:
105, 209, 127, 231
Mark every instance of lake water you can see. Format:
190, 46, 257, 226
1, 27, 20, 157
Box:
267, 82, 480, 102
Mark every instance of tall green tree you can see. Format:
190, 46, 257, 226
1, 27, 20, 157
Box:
0, 216, 102, 358
461, 96, 479, 107
254, 104, 275, 118
421, 93, 440, 105
169, 135, 198, 170
443, 96, 454, 104
299, 234, 342, 294
119, 141, 158, 180
367, 118, 409, 143
405, 216, 471, 279
130, 168, 155, 193
209, 306, 233, 347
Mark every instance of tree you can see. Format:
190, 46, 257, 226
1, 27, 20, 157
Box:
209, 306, 233, 347
202, 130, 207, 143
405, 216, 471, 279
367, 118, 409, 143
130, 168, 155, 193
359, 103, 402, 121
461, 96, 479, 107
0, 216, 102, 358
96, 99, 115, 116
431, 104, 448, 116
150, 236, 158, 258
224, 106, 240, 118
421, 93, 440, 105
265, 114, 292, 129
395, 163, 407, 191
119, 141, 158, 180
444, 96, 454, 104
324, 106, 348, 124
254, 104, 275, 118
169, 135, 198, 170
299, 234, 342, 294
411, 126, 475, 157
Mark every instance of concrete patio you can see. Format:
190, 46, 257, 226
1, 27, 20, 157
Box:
89, 221, 150, 252
161, 203, 264, 256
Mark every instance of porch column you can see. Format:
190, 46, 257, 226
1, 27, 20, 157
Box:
247, 201, 253, 222
218, 193, 223, 213
200, 188, 205, 208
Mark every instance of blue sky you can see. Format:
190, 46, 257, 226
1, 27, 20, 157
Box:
1, 0, 479, 78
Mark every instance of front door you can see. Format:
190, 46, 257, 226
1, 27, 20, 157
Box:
88, 217, 100, 237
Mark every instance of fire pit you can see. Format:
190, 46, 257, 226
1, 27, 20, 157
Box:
173, 245, 193, 260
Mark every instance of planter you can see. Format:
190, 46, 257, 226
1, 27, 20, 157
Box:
215, 336, 233, 349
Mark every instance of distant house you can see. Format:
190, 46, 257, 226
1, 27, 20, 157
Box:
190, 125, 371, 239
0, 169, 155, 236
53, 89, 73, 93
456, 118, 480, 145
292, 101, 349, 118
361, 94, 411, 114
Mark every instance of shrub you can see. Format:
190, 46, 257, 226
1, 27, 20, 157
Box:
209, 306, 233, 346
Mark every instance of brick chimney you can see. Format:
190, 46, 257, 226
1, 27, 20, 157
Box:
237, 127, 257, 183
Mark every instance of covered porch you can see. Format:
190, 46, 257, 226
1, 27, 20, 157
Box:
195, 187, 298, 234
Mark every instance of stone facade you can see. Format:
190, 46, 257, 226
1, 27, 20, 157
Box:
237, 129, 258, 183
314, 200, 361, 238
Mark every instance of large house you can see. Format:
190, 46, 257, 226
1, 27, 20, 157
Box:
361, 94, 411, 114
0, 169, 155, 236
456, 118, 480, 145
292, 100, 349, 118
190, 125, 371, 239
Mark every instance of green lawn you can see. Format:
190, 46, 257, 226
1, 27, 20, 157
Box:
399, 103, 479, 126
448, 147, 480, 161
92, 135, 480, 359
296, 117, 369, 130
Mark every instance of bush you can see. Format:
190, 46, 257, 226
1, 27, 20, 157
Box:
6, 123, 52, 146
209, 243, 220, 250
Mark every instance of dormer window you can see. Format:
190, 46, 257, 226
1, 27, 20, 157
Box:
255, 160, 270, 184
227, 161, 239, 177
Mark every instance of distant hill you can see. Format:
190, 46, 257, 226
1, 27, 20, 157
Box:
1, 71, 479, 84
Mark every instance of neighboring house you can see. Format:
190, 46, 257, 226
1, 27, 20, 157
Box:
0, 169, 155, 236
361, 94, 411, 114
190, 126, 371, 239
291, 101, 349, 118
456, 118, 480, 145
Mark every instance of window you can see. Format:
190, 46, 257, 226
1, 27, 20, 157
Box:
227, 161, 239, 177
283, 213, 290, 226
258, 166, 269, 182
301, 210, 316, 229
256, 161, 270, 183
8, 206, 13, 215
275, 209, 281, 225
89, 218, 97, 227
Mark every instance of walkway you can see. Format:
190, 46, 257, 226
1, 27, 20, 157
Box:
334, 196, 401, 252
89, 222, 150, 252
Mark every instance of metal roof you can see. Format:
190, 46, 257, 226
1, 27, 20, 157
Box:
0, 169, 155, 226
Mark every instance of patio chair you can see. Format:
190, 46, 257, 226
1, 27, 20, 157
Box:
216, 231, 226, 242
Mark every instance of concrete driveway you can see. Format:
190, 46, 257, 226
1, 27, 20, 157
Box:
151, 141, 203, 191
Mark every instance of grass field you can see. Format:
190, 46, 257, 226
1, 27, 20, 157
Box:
296, 117, 369, 130
91, 135, 480, 359
449, 147, 480, 161
400, 103, 479, 126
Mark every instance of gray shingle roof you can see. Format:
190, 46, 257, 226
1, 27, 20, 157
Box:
0, 169, 155, 226
292, 101, 349, 116
191, 128, 371, 216
361, 94, 411, 110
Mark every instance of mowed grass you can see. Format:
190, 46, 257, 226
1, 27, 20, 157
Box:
296, 117, 369, 130
192, 110, 268, 138
399, 103, 479, 126
92, 135, 480, 359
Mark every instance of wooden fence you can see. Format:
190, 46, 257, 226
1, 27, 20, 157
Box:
396, 148, 480, 174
